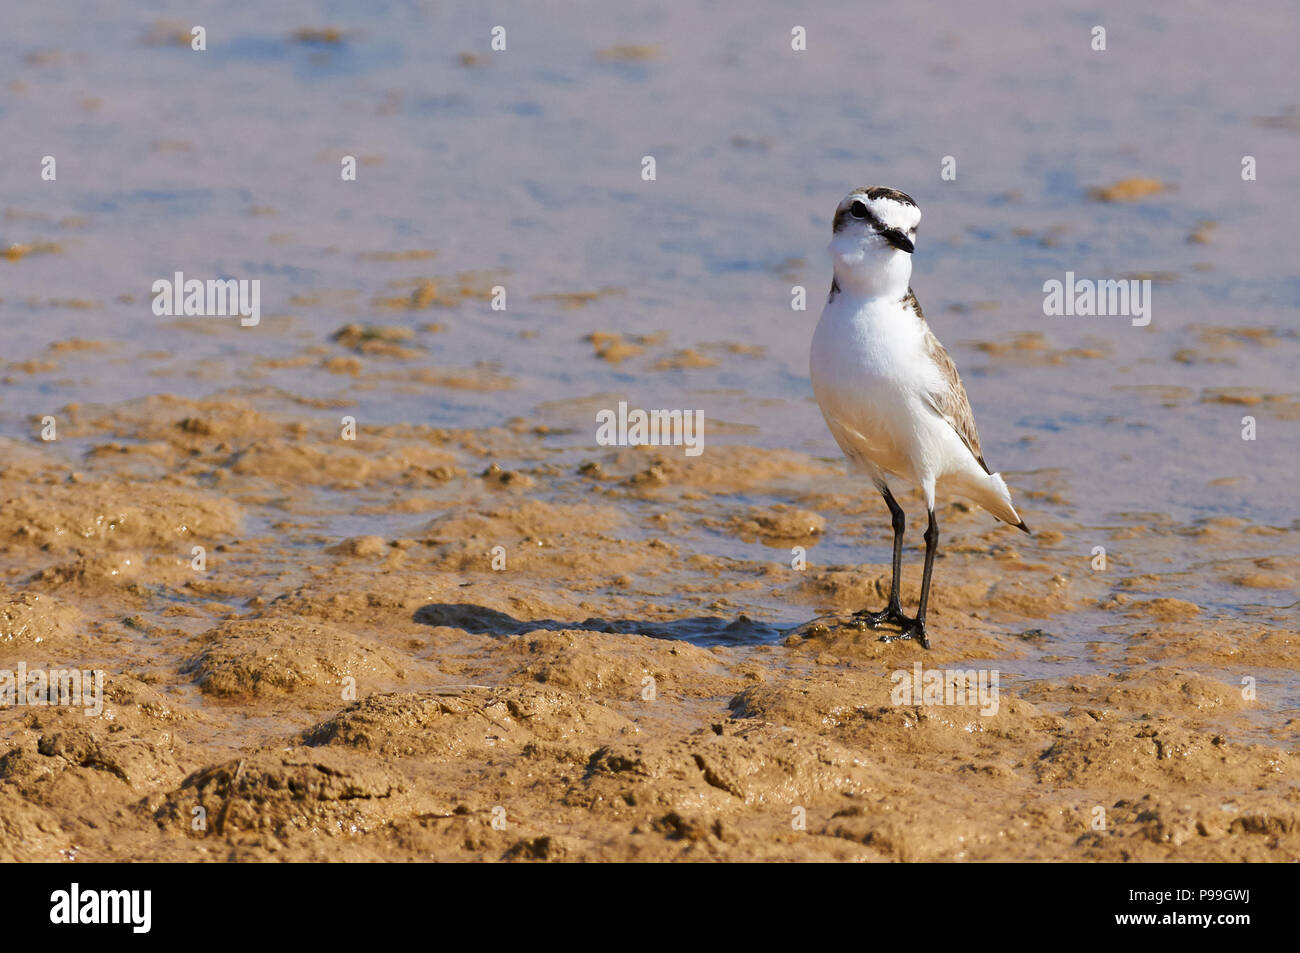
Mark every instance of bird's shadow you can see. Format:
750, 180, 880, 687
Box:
412, 603, 785, 647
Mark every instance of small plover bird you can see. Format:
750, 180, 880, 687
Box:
809, 187, 1029, 649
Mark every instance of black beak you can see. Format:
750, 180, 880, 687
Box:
881, 229, 914, 254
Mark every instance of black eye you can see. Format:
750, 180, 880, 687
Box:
849, 200, 869, 219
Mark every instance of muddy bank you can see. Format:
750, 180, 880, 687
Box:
3, 0, 1299, 862
0, 392, 1296, 862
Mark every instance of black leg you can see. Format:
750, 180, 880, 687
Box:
856, 486, 908, 629
905, 509, 938, 648
879, 508, 937, 649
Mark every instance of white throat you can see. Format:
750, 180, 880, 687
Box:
829, 234, 912, 299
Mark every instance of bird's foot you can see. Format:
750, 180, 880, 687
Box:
854, 605, 908, 629
878, 617, 931, 650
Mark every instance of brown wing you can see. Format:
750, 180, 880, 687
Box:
905, 291, 990, 474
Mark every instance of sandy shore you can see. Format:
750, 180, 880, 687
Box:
2, 0, 1299, 865
1, 384, 1296, 862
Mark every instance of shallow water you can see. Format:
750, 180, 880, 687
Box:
4, 4, 1300, 864
3, 4, 1297, 657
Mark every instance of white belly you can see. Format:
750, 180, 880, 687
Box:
810, 296, 943, 486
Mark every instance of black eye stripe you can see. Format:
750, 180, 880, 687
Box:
844, 199, 885, 230
833, 196, 919, 235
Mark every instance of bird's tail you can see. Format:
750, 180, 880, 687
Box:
960, 471, 1030, 534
